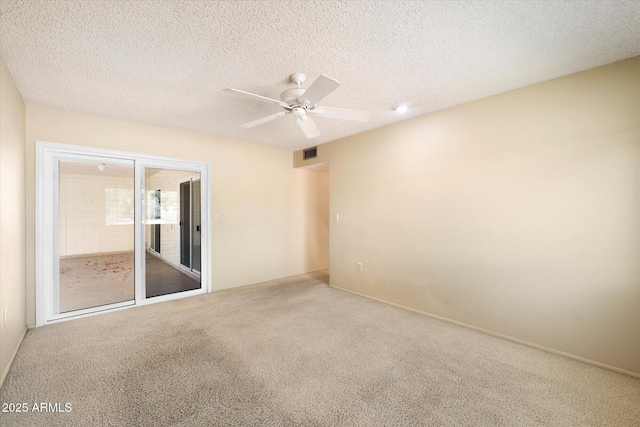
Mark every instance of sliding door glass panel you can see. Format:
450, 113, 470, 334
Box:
180, 181, 191, 269
192, 179, 201, 273
58, 160, 134, 313
148, 190, 161, 253
145, 168, 201, 299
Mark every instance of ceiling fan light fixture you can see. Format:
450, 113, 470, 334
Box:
225, 72, 372, 139
393, 102, 410, 114
292, 107, 306, 119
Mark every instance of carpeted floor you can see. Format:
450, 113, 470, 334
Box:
1, 270, 639, 426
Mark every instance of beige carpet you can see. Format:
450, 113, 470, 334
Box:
1, 270, 639, 426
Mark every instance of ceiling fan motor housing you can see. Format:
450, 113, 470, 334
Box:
280, 88, 306, 106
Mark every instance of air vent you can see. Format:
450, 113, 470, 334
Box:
303, 147, 317, 160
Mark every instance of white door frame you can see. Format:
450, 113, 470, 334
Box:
50, 153, 135, 322
36, 141, 211, 326
138, 160, 207, 301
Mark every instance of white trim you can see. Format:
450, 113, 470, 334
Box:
329, 284, 640, 379
35, 140, 212, 326
49, 300, 135, 321
53, 151, 135, 165
51, 159, 60, 316
134, 162, 145, 303
44, 302, 136, 325
41, 288, 206, 325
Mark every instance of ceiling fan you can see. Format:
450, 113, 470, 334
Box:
224, 73, 372, 139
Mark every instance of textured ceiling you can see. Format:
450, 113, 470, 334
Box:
1, 1, 639, 151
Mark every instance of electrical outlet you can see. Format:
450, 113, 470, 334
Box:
335, 213, 340, 222
357, 262, 363, 272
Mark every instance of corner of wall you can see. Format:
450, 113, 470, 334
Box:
0, 56, 28, 388
312, 57, 640, 375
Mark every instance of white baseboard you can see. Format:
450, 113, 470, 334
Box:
0, 327, 28, 389
330, 284, 640, 380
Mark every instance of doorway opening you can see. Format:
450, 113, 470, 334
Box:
296, 161, 330, 285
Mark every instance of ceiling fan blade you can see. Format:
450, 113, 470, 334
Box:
297, 115, 320, 139
299, 75, 340, 107
308, 106, 372, 122
241, 111, 287, 128
224, 88, 291, 109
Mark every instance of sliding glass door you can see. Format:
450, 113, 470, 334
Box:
52, 156, 136, 319
37, 142, 210, 326
144, 168, 201, 299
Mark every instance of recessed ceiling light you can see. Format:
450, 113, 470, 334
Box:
392, 102, 410, 114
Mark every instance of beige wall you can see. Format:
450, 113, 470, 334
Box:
25, 106, 328, 326
295, 57, 640, 375
0, 57, 27, 384
291, 168, 330, 273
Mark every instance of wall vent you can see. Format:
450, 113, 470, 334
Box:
303, 147, 317, 160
